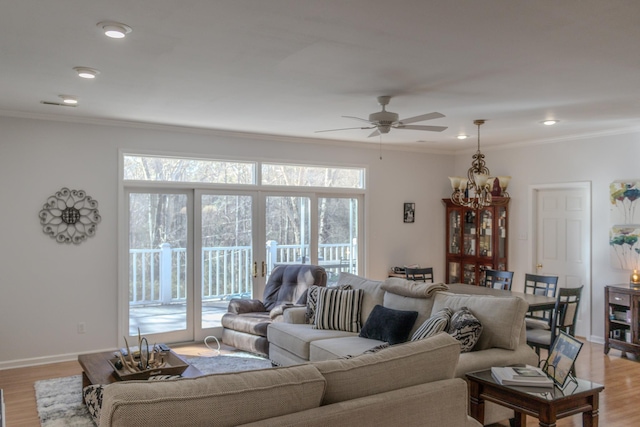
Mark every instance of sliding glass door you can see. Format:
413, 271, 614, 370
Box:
199, 193, 255, 331
127, 190, 193, 343
121, 154, 365, 345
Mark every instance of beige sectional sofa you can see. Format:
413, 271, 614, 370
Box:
98, 333, 480, 427
268, 272, 539, 425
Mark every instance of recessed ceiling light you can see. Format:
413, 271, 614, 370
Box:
73, 67, 100, 79
97, 21, 132, 39
59, 95, 78, 105
542, 120, 559, 126
457, 135, 469, 140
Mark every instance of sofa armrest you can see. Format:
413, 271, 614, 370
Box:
283, 306, 308, 324
227, 299, 267, 314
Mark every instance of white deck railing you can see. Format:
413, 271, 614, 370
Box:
129, 242, 356, 305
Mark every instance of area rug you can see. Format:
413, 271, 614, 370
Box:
34, 354, 272, 427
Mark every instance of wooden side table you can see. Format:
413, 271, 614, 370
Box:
466, 369, 604, 427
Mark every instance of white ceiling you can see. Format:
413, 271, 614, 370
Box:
2, 0, 640, 152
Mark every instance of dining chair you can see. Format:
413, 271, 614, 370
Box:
405, 267, 434, 283
523, 274, 559, 330
526, 285, 583, 360
482, 269, 514, 290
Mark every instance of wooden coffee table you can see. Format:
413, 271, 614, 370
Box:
466, 369, 604, 427
78, 349, 203, 388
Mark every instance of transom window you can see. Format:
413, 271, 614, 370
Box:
123, 155, 255, 184
262, 163, 364, 189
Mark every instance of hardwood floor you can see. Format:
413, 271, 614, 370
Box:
0, 339, 638, 426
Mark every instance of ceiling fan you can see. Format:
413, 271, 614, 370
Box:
316, 96, 447, 138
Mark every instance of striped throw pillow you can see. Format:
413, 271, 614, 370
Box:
313, 286, 364, 332
411, 307, 453, 341
306, 284, 352, 324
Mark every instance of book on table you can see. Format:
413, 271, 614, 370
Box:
491, 366, 554, 387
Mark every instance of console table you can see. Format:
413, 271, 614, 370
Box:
604, 284, 640, 357
466, 369, 604, 427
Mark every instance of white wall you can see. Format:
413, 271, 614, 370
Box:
452, 131, 640, 343
0, 116, 453, 367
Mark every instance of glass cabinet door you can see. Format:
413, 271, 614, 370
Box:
463, 210, 477, 256
497, 206, 507, 259
448, 261, 461, 283
448, 209, 461, 255
463, 262, 477, 285
478, 208, 493, 257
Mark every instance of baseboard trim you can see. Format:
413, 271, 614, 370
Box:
0, 347, 117, 371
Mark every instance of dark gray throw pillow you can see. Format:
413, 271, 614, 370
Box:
359, 305, 419, 345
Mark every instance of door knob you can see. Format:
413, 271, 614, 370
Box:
536, 263, 543, 270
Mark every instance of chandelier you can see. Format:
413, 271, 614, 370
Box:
448, 119, 510, 209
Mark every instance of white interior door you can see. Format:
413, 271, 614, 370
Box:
534, 185, 591, 338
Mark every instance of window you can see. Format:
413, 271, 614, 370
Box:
262, 163, 364, 188
121, 152, 365, 343
124, 155, 255, 184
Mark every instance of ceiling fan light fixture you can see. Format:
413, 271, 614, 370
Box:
73, 67, 100, 79
457, 135, 469, 140
542, 119, 559, 126
97, 21, 132, 38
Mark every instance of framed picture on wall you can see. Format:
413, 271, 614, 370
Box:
404, 203, 415, 223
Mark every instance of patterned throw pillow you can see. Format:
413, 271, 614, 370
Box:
448, 307, 483, 352
411, 307, 454, 341
306, 284, 352, 324
83, 384, 105, 425
313, 286, 364, 332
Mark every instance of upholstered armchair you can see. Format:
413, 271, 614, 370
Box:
221, 264, 327, 356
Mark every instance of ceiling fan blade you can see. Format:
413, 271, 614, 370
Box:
397, 124, 448, 132
342, 115, 372, 124
368, 129, 381, 138
397, 112, 445, 125
315, 126, 374, 133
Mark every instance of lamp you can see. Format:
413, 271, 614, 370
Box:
448, 119, 510, 209
631, 269, 640, 287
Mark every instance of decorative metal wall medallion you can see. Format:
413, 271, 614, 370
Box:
39, 187, 101, 244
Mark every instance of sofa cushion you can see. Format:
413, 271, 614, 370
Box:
383, 292, 436, 337
336, 272, 385, 324
432, 293, 528, 351
312, 332, 460, 405
381, 277, 449, 298
310, 336, 387, 361
263, 264, 327, 311
313, 287, 364, 333
221, 312, 271, 336
268, 322, 355, 360
411, 307, 453, 341
100, 364, 327, 427
359, 305, 418, 345
448, 307, 483, 352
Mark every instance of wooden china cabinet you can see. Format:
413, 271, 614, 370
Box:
443, 198, 509, 285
